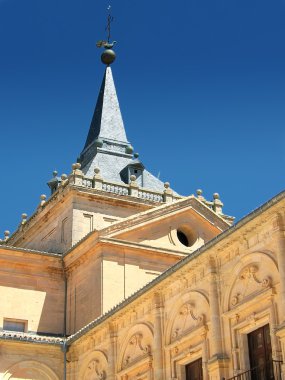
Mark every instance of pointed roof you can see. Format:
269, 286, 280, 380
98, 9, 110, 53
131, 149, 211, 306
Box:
78, 59, 168, 193
83, 66, 128, 150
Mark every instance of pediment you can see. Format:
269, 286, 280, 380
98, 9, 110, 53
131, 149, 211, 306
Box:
102, 197, 230, 252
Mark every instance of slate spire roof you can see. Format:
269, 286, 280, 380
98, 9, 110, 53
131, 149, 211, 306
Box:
78, 57, 167, 192
83, 66, 129, 150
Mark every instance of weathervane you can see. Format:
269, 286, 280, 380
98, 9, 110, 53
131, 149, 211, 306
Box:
106, 5, 113, 43
96, 5, 117, 65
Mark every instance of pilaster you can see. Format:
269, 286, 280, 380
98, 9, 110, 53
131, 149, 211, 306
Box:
108, 322, 118, 380
153, 292, 164, 380
207, 259, 229, 379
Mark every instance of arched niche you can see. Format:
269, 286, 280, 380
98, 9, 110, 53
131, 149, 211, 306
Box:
223, 251, 278, 313
165, 290, 209, 345
79, 350, 108, 380
3, 360, 59, 380
117, 322, 153, 372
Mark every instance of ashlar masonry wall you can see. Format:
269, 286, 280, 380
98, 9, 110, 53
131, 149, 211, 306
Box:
0, 247, 65, 335
66, 200, 285, 380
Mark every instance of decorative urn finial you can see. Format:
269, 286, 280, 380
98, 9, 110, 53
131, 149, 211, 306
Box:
96, 6, 117, 65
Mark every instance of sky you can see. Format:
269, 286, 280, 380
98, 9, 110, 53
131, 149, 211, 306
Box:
0, 0, 285, 235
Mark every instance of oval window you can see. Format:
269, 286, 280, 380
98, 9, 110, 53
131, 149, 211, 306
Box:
177, 230, 189, 247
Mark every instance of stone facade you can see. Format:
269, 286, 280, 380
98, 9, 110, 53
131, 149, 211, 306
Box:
0, 58, 284, 380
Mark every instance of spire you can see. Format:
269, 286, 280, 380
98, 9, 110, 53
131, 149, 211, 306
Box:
77, 9, 166, 193
83, 66, 128, 150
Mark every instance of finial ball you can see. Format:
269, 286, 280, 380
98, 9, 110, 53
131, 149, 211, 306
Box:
101, 49, 116, 65
4, 230, 10, 237
196, 189, 203, 196
40, 194, 47, 201
53, 170, 58, 177
130, 175, 136, 182
213, 192, 220, 199
164, 182, 170, 189
22, 213, 27, 219
134, 153, 139, 158
126, 145, 134, 154
94, 168, 100, 174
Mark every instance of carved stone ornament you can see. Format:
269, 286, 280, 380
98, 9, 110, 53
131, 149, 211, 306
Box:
84, 359, 106, 380
122, 333, 151, 369
230, 265, 271, 307
171, 302, 205, 341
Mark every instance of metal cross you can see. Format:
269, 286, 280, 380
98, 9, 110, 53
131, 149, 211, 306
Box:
105, 5, 114, 43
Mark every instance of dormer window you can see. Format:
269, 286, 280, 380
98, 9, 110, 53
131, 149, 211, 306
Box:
120, 159, 145, 187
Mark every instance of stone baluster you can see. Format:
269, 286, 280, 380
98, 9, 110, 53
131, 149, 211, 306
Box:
163, 182, 173, 203
93, 168, 103, 190
129, 175, 138, 197
153, 292, 164, 380
212, 193, 223, 215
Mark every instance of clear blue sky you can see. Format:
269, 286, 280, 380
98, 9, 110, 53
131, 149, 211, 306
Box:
0, 0, 285, 235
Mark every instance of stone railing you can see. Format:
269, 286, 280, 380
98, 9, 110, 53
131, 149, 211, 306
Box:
0, 165, 235, 242
102, 181, 129, 196
64, 164, 180, 204
138, 189, 163, 203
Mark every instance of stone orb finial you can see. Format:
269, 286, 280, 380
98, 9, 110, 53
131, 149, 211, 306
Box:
72, 163, 77, 171
53, 170, 58, 177
75, 163, 81, 170
4, 230, 10, 237
196, 189, 203, 196
164, 182, 170, 189
94, 168, 100, 174
134, 153, 139, 158
21, 213, 28, 225
61, 174, 68, 180
213, 192, 220, 200
40, 194, 47, 201
130, 175, 136, 182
